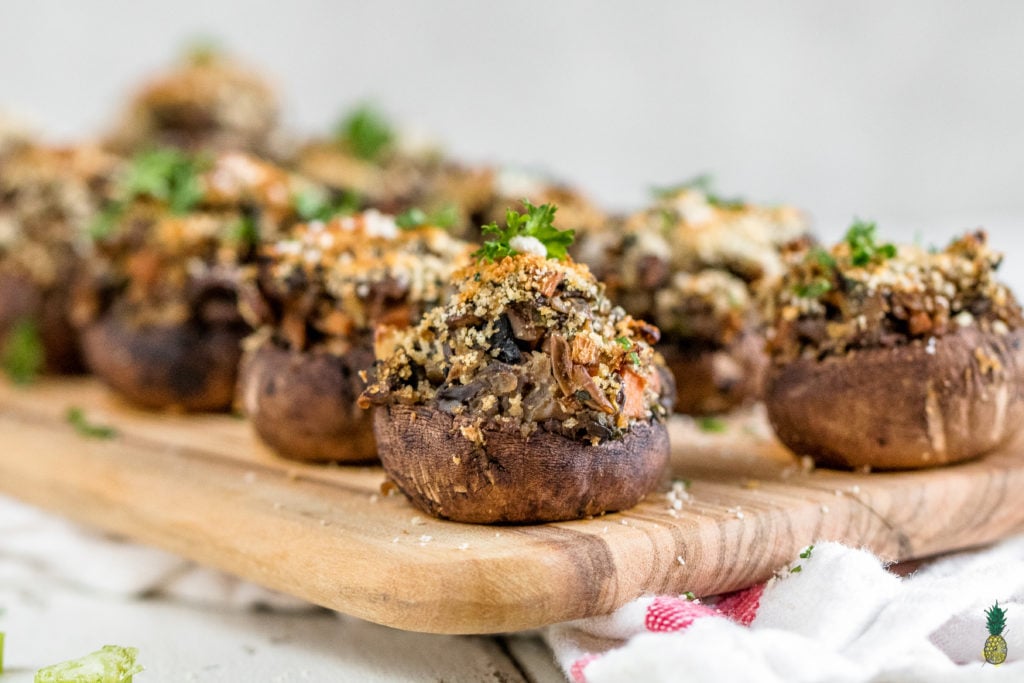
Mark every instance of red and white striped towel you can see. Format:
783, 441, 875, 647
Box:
546, 540, 1024, 682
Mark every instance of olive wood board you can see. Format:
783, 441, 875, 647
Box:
1, 377, 1023, 635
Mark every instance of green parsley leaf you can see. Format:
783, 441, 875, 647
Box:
396, 204, 458, 231
88, 202, 125, 241
615, 336, 632, 349
119, 148, 209, 214
793, 279, 832, 299
844, 219, 897, 267
2, 319, 44, 385
652, 174, 745, 209
799, 544, 814, 559
472, 200, 575, 263
292, 188, 360, 222
682, 591, 696, 601
224, 215, 259, 248
335, 104, 394, 161
183, 36, 221, 66
697, 416, 728, 433
65, 407, 118, 440
629, 351, 641, 367
789, 564, 803, 573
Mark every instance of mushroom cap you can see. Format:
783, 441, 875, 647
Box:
81, 311, 244, 411
373, 404, 670, 524
240, 340, 376, 462
765, 325, 1024, 469
659, 331, 767, 415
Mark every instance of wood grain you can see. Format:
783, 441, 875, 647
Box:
1, 377, 1023, 634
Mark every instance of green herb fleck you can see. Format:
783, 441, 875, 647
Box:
473, 200, 574, 263
0, 630, 4, 675
34, 644, 141, 683
293, 189, 360, 222
88, 202, 126, 241
183, 36, 221, 66
652, 174, 745, 210
793, 279, 832, 299
799, 544, 814, 559
396, 204, 458, 231
682, 591, 696, 601
615, 336, 632, 350
628, 351, 641, 367
789, 564, 802, 573
224, 215, 258, 247
119, 148, 209, 214
65, 407, 118, 440
335, 104, 394, 161
844, 219, 897, 267
2, 319, 44, 385
697, 416, 727, 433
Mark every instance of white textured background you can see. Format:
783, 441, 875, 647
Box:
1, 0, 1023, 252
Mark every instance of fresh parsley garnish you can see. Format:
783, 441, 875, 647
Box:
473, 200, 574, 263
628, 351, 641, 367
88, 202, 125, 241
120, 148, 209, 215
224, 215, 259, 247
615, 336, 632, 350
793, 279, 832, 299
2, 319, 43, 385
652, 174, 746, 210
697, 416, 728, 433
65, 406, 118, 439
844, 219, 897, 266
292, 189, 360, 222
799, 544, 814, 559
335, 104, 394, 161
396, 204, 458, 230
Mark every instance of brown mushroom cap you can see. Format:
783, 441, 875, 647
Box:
240, 340, 376, 462
373, 403, 670, 524
765, 325, 1024, 469
659, 331, 767, 415
81, 311, 244, 411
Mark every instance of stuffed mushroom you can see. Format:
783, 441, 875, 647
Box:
587, 179, 810, 414
238, 209, 474, 462
360, 202, 674, 523
295, 104, 493, 233
765, 223, 1024, 469
72, 148, 312, 410
0, 143, 121, 377
106, 45, 282, 158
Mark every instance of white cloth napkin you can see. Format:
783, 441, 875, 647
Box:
547, 540, 1024, 682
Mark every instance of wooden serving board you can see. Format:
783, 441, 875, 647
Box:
2, 377, 1024, 634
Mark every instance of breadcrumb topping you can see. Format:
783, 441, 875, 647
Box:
768, 230, 1022, 361
362, 253, 673, 445
76, 151, 309, 328
591, 186, 808, 347
109, 50, 279, 155
242, 212, 474, 352
0, 144, 120, 287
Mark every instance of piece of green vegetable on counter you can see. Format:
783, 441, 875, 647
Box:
34, 645, 141, 683
65, 407, 119, 440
